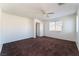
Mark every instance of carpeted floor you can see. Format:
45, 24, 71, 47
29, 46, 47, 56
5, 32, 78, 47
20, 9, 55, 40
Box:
1, 36, 79, 56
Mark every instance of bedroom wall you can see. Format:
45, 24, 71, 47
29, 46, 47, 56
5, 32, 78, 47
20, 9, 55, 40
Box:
0, 8, 2, 53
76, 8, 79, 50
44, 14, 76, 41
1, 12, 34, 44
0, 44, 2, 53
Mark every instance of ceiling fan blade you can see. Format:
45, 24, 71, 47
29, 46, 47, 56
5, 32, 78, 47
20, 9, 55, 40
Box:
58, 3, 64, 5
47, 12, 54, 14
40, 9, 49, 18
41, 10, 46, 14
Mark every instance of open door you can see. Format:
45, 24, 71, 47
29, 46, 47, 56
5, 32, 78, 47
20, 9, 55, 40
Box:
36, 23, 40, 37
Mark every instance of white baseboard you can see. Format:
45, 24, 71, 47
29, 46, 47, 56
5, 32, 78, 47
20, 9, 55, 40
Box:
45, 35, 76, 42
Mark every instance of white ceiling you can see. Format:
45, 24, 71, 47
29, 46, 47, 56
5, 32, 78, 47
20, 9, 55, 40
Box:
0, 3, 78, 20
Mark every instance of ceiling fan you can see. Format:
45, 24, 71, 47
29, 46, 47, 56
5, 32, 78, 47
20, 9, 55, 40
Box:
40, 3, 64, 17
40, 9, 54, 17
58, 3, 65, 6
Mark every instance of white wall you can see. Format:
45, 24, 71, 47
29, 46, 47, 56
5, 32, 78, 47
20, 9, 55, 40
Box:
0, 44, 3, 53
1, 12, 34, 44
0, 8, 3, 53
44, 14, 76, 41
0, 8, 1, 44
76, 8, 79, 50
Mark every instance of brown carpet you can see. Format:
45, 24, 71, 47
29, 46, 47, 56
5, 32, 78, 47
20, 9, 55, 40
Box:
1, 36, 79, 56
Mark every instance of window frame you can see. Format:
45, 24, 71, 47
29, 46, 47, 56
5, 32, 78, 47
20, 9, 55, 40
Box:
49, 21, 63, 32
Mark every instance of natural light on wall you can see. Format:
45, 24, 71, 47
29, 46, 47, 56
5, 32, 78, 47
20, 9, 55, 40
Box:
76, 15, 78, 32
49, 21, 62, 31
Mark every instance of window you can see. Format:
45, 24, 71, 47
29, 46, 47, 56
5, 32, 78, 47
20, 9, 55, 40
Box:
49, 22, 55, 31
49, 21, 62, 31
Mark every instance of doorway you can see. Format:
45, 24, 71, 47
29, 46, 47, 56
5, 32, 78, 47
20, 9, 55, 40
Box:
36, 22, 40, 37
